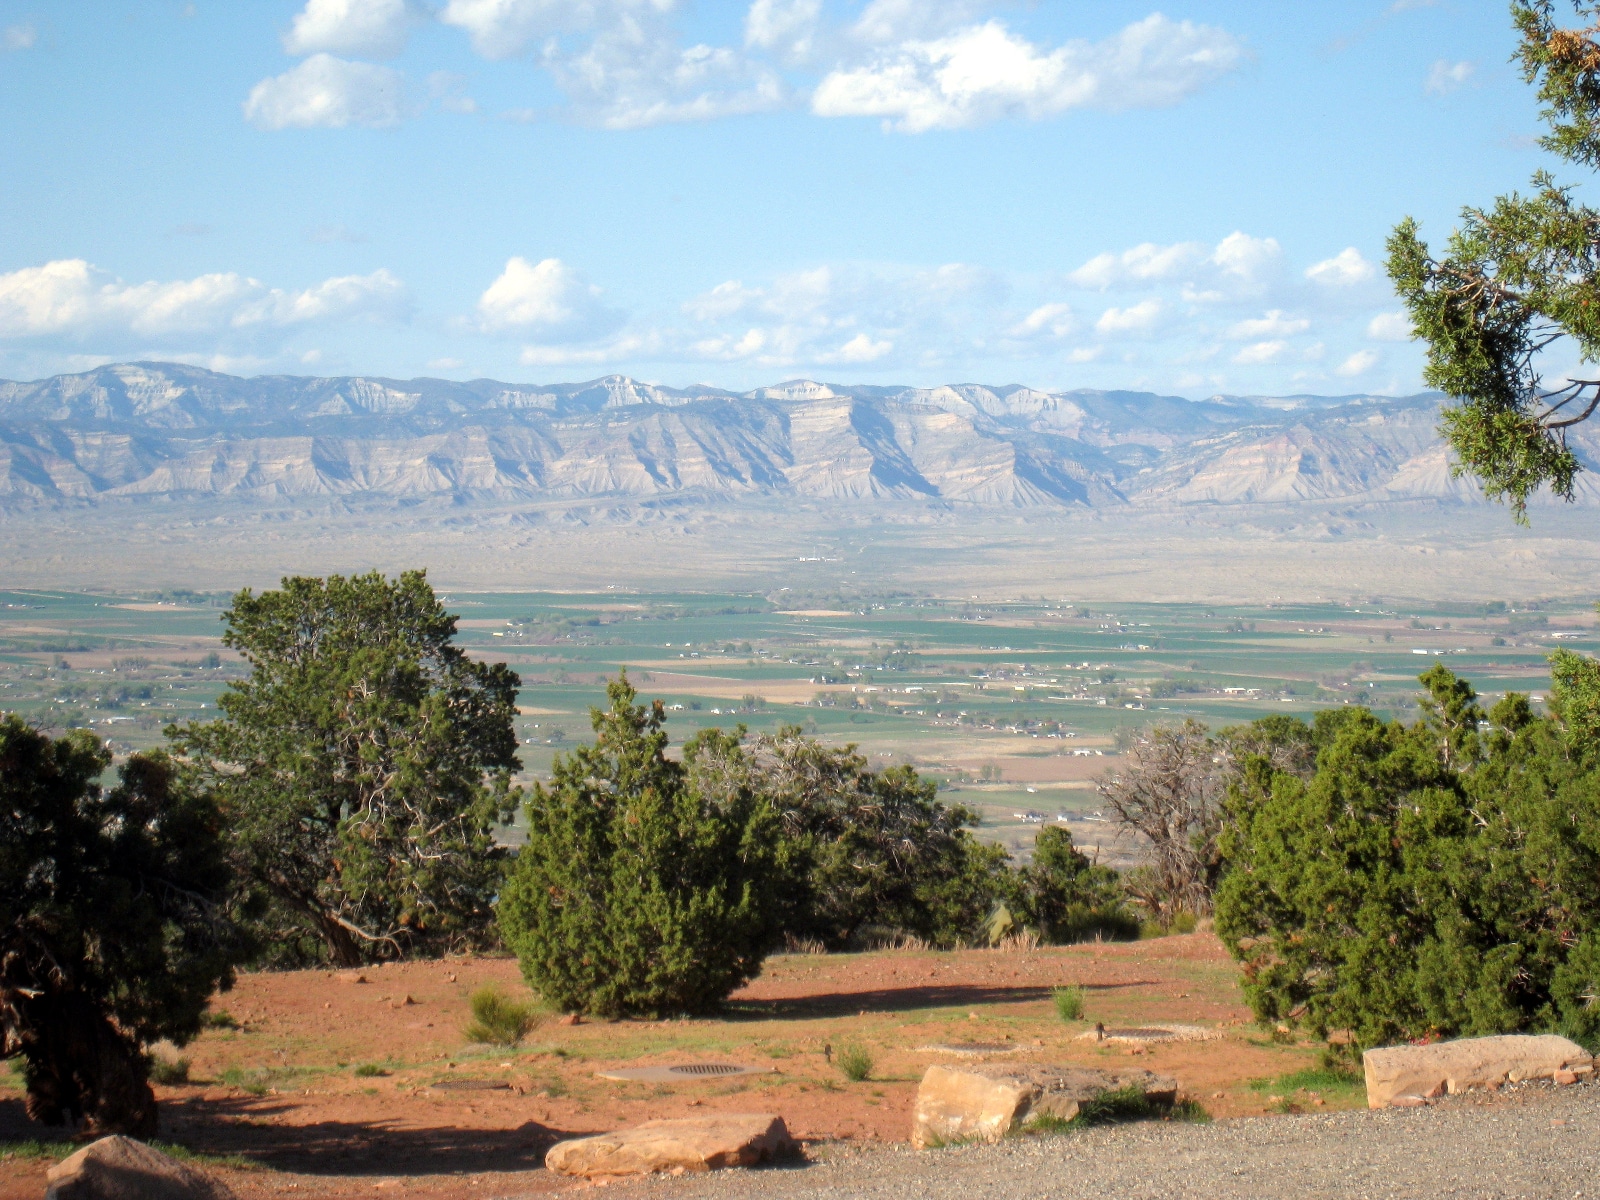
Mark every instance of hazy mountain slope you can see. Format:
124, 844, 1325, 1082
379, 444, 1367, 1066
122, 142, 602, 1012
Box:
0, 361, 1587, 512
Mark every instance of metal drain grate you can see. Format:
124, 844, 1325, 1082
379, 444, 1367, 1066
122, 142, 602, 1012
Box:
668, 1064, 747, 1076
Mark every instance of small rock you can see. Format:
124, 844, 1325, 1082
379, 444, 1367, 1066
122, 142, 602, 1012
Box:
1555, 1069, 1579, 1086
545, 1114, 795, 1177
46, 1136, 234, 1200
1389, 1095, 1429, 1107
912, 1063, 1177, 1149
335, 971, 366, 985
558, 1013, 581, 1026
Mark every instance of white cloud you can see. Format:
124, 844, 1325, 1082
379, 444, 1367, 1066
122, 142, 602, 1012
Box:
683, 280, 762, 321
828, 332, 893, 363
1426, 59, 1474, 96
1211, 231, 1281, 284
551, 24, 786, 129
1233, 339, 1287, 365
1367, 311, 1414, 341
476, 256, 624, 341
3, 22, 35, 50
1009, 303, 1076, 339
0, 259, 407, 341
1227, 309, 1309, 339
1305, 247, 1375, 287
440, 0, 667, 60
244, 54, 415, 129
1068, 241, 1207, 289
1095, 298, 1164, 336
1336, 349, 1378, 376
812, 14, 1245, 133
283, 0, 421, 59
745, 0, 822, 63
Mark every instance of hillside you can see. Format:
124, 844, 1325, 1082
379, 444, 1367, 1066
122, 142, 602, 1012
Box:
2, 361, 1578, 511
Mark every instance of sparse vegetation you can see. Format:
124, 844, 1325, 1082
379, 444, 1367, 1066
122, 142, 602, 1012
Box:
146, 1056, 190, 1086
836, 1043, 874, 1082
1052, 986, 1085, 1022
463, 987, 541, 1046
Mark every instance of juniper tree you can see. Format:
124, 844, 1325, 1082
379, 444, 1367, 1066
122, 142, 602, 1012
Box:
1389, 1, 1600, 520
0, 720, 242, 1136
171, 571, 521, 966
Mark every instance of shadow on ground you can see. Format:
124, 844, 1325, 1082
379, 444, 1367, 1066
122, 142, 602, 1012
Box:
728, 979, 1159, 1019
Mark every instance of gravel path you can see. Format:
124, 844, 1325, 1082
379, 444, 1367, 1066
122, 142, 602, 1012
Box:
667, 1084, 1599, 1200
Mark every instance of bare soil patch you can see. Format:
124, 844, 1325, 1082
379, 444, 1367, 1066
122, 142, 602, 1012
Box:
0, 934, 1353, 1200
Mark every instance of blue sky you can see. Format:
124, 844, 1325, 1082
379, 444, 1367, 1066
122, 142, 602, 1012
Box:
0, 1, 1562, 395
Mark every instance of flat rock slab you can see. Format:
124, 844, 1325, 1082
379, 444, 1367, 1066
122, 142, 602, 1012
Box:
1364, 1033, 1594, 1108
916, 1043, 1023, 1057
912, 1063, 1178, 1149
1075, 1024, 1221, 1044
46, 1136, 234, 1200
545, 1114, 797, 1177
596, 1064, 775, 1082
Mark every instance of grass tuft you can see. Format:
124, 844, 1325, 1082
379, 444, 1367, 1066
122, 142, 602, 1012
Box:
836, 1043, 874, 1082
352, 1063, 389, 1078
202, 1010, 239, 1031
147, 1055, 190, 1086
1020, 1087, 1209, 1137
1052, 985, 1085, 1022
463, 987, 541, 1047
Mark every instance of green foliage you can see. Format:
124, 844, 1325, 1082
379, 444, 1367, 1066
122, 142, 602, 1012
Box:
497, 674, 795, 1017
0, 718, 243, 1136
1217, 663, 1600, 1049
1387, 3, 1600, 520
463, 986, 540, 1046
171, 571, 522, 966
1052, 985, 1085, 1022
146, 1056, 190, 1086
730, 727, 1012, 949
1017, 827, 1139, 944
836, 1043, 874, 1082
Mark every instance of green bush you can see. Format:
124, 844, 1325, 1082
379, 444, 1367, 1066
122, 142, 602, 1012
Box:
1016, 827, 1139, 945
146, 1057, 190, 1086
497, 675, 796, 1018
463, 987, 540, 1046
836, 1044, 873, 1082
1217, 662, 1600, 1049
352, 1063, 388, 1078
1052, 986, 1084, 1022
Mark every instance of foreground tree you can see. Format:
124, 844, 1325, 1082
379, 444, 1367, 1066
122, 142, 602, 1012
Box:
718, 727, 1011, 949
1008, 826, 1138, 944
1, 719, 241, 1135
1216, 663, 1600, 1049
1098, 720, 1225, 923
172, 571, 521, 966
1388, 1, 1600, 520
497, 675, 794, 1017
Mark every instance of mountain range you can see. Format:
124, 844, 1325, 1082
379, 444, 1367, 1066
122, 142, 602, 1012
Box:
1, 361, 1592, 510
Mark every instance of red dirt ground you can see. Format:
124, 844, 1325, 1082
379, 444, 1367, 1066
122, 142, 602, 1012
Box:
0, 934, 1338, 1200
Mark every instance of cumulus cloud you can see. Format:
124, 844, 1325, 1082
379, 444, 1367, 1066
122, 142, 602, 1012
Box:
550, 23, 787, 129
827, 332, 893, 362
0, 259, 408, 342
1068, 241, 1207, 289
1211, 231, 1281, 284
1367, 311, 1414, 341
3, 22, 35, 50
1336, 349, 1378, 376
245, 54, 415, 129
1227, 309, 1309, 339
476, 256, 625, 342
1426, 59, 1474, 95
1233, 339, 1287, 365
1095, 298, 1164, 336
1305, 247, 1375, 286
439, 0, 672, 60
745, 0, 822, 63
1009, 303, 1076, 339
812, 14, 1246, 133
283, 0, 422, 59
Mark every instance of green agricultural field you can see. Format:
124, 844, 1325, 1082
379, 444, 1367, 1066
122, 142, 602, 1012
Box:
1, 586, 1589, 862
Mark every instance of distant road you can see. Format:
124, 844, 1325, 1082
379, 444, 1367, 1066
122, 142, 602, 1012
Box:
679, 1084, 1596, 1200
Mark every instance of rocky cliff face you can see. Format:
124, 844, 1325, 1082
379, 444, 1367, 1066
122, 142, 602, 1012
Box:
0, 362, 1590, 510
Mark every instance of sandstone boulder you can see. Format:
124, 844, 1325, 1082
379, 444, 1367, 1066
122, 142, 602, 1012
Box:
45, 1136, 234, 1200
1363, 1034, 1594, 1108
911, 1063, 1178, 1149
544, 1114, 795, 1177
